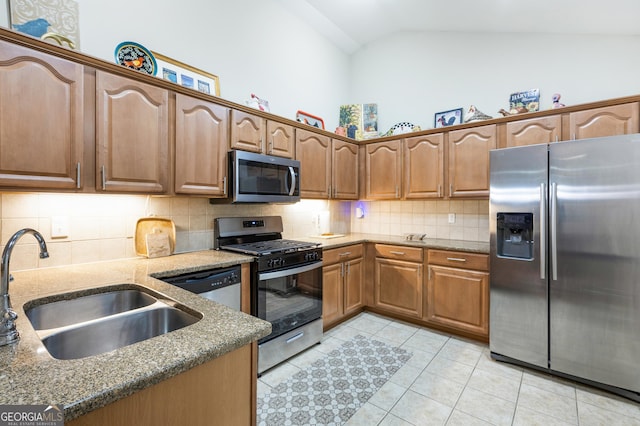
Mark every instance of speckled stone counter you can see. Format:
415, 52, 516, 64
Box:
0, 250, 271, 421
299, 233, 490, 254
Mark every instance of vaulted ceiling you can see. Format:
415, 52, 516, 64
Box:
276, 0, 640, 53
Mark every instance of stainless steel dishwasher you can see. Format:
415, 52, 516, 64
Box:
160, 265, 241, 311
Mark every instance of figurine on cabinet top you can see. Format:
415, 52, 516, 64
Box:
464, 105, 493, 123
552, 93, 566, 109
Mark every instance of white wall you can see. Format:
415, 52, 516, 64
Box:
348, 31, 640, 133
60, 0, 348, 130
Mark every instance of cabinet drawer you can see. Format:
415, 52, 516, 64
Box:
375, 244, 423, 262
428, 250, 489, 271
323, 244, 364, 265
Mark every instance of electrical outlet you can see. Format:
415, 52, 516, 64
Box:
51, 215, 69, 238
448, 213, 456, 224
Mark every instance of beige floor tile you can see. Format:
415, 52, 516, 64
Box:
368, 380, 407, 411
258, 361, 300, 388
455, 387, 516, 426
348, 315, 389, 334
329, 324, 373, 341
316, 335, 348, 354
379, 413, 414, 426
403, 332, 449, 353
344, 402, 387, 426
522, 371, 576, 399
404, 347, 438, 371
426, 356, 475, 385
286, 345, 325, 369
410, 370, 465, 407
256, 379, 272, 398
475, 351, 524, 382
517, 383, 578, 424
576, 387, 640, 421
389, 364, 422, 388
438, 340, 483, 367
390, 390, 452, 426
466, 368, 522, 403
375, 323, 418, 345
577, 400, 640, 426
513, 406, 576, 426
446, 409, 494, 426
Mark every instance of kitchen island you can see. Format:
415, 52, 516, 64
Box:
0, 250, 271, 424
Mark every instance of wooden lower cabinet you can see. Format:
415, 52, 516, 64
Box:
426, 250, 489, 338
373, 245, 423, 319
67, 344, 256, 426
322, 244, 364, 328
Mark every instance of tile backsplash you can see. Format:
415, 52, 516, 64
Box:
0, 193, 488, 272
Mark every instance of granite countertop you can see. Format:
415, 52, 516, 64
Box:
0, 250, 271, 421
300, 233, 490, 254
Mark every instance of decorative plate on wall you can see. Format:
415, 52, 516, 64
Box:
114, 41, 157, 75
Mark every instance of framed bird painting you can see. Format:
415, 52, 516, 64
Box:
434, 107, 463, 128
9, 0, 79, 49
152, 51, 221, 97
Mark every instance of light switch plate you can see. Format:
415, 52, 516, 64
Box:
51, 215, 70, 238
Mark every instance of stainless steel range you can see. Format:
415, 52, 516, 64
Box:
214, 216, 323, 374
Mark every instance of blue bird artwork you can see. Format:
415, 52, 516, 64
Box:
13, 18, 51, 38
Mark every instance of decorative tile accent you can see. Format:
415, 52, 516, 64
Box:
257, 335, 412, 426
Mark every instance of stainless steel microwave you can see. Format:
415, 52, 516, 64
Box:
220, 150, 301, 203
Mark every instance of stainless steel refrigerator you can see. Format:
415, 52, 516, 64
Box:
490, 134, 640, 401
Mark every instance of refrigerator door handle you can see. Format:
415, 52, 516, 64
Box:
540, 183, 546, 280
550, 182, 558, 281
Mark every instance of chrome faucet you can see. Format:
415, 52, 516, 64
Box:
0, 228, 49, 346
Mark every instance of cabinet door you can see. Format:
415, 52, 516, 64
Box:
175, 94, 229, 196
569, 103, 639, 140
230, 110, 264, 153
505, 115, 562, 147
365, 140, 402, 200
344, 257, 364, 315
374, 258, 423, 318
96, 71, 169, 193
296, 129, 331, 198
0, 40, 83, 189
322, 263, 343, 327
448, 124, 496, 198
266, 121, 294, 158
404, 134, 444, 199
332, 139, 359, 200
427, 265, 489, 337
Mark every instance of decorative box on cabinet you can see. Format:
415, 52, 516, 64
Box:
373, 244, 423, 318
426, 249, 489, 338
96, 71, 169, 193
0, 39, 84, 190
175, 94, 229, 196
447, 124, 496, 198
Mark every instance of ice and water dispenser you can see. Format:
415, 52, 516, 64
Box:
496, 213, 534, 260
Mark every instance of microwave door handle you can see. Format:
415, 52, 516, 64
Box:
288, 166, 296, 196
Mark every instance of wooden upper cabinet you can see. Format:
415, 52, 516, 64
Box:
266, 121, 295, 158
569, 102, 639, 140
175, 94, 229, 196
365, 140, 402, 200
0, 40, 83, 190
230, 110, 264, 153
404, 134, 444, 199
332, 140, 358, 200
96, 71, 169, 193
504, 115, 562, 148
296, 129, 331, 198
448, 124, 496, 198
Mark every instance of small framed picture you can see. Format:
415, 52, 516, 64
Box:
434, 108, 463, 128
296, 110, 325, 129
152, 51, 220, 96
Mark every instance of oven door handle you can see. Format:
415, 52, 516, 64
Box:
258, 261, 322, 281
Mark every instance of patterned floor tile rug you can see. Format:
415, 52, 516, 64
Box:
257, 334, 412, 425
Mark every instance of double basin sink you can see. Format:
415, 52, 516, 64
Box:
24, 285, 201, 360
